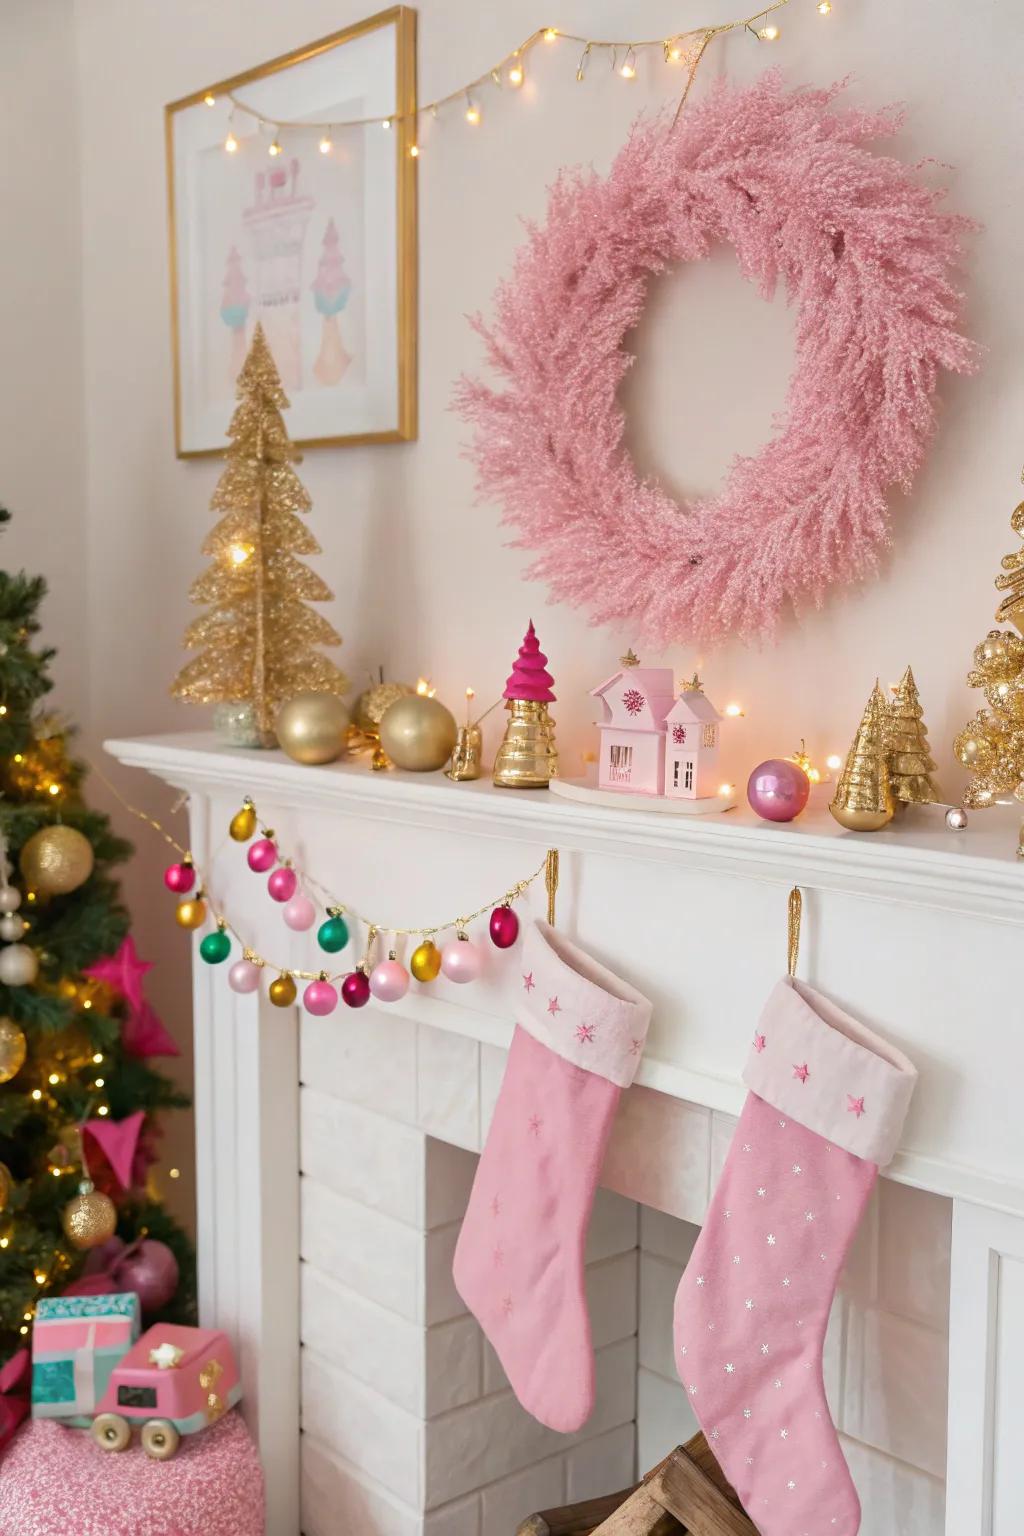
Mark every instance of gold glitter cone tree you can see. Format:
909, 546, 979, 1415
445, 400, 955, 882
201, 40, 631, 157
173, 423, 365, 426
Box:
887, 666, 940, 805
830, 681, 895, 831
954, 471, 1024, 808
171, 324, 348, 738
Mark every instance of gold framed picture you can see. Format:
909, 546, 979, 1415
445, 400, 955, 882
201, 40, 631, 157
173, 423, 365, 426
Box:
165, 7, 417, 457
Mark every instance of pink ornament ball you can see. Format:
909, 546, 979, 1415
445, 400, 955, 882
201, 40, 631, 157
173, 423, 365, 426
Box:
746, 758, 811, 822
369, 958, 410, 1003
228, 959, 261, 994
303, 978, 339, 1016
441, 936, 484, 984
247, 838, 277, 873
115, 1238, 180, 1313
283, 893, 316, 931
267, 865, 298, 903
163, 862, 195, 895
488, 905, 520, 949
341, 969, 371, 1008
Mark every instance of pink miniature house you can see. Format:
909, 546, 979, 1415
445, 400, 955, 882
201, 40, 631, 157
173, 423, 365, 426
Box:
664, 681, 723, 800
591, 657, 676, 796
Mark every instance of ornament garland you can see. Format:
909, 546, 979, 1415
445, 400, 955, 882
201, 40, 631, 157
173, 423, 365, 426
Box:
456, 73, 977, 646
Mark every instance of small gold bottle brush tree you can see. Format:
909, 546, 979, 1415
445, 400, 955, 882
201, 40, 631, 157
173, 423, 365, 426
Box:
830, 669, 960, 833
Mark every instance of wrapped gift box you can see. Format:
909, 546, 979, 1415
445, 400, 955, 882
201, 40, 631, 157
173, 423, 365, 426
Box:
31, 1292, 141, 1425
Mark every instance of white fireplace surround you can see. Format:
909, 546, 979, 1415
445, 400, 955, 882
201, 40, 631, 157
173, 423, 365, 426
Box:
105, 734, 1024, 1536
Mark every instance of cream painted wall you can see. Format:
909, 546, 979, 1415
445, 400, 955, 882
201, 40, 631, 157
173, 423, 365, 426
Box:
4, 0, 1020, 1225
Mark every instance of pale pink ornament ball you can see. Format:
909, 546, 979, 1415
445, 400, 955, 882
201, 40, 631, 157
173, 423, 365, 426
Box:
283, 893, 316, 931
370, 958, 410, 1002
228, 959, 261, 994
441, 935, 483, 984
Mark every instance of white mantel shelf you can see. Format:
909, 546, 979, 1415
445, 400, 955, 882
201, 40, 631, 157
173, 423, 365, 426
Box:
106, 732, 1024, 925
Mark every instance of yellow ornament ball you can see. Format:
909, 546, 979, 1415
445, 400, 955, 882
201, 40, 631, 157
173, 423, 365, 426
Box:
379, 696, 458, 773
19, 825, 94, 896
229, 801, 257, 841
269, 973, 297, 1007
0, 1161, 11, 1212
62, 1181, 117, 1250
410, 940, 442, 983
0, 1017, 27, 1083
276, 692, 351, 766
175, 897, 207, 930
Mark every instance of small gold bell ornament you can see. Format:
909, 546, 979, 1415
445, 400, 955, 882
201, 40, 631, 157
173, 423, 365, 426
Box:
493, 622, 558, 789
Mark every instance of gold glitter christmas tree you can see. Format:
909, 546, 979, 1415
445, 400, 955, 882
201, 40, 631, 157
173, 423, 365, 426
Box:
953, 471, 1024, 808
887, 666, 940, 805
171, 324, 347, 739
830, 681, 895, 832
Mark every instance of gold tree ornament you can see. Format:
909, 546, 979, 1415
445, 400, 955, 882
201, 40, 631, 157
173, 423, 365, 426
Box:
171, 324, 349, 740
887, 666, 941, 805
994, 495, 1024, 632
19, 825, 95, 896
829, 681, 896, 832
0, 1017, 27, 1083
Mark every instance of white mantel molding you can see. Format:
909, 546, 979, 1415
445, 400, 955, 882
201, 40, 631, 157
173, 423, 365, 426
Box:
106, 733, 1024, 926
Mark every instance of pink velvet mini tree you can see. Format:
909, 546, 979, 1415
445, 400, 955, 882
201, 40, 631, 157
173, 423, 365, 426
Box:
504, 620, 556, 703
494, 622, 558, 787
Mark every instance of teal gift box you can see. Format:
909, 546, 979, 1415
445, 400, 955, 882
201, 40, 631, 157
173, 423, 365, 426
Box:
31, 1292, 141, 1425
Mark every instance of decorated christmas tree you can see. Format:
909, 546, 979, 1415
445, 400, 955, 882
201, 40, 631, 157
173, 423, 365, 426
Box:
954, 473, 1024, 808
0, 508, 194, 1366
171, 323, 348, 741
830, 681, 895, 831
887, 666, 940, 804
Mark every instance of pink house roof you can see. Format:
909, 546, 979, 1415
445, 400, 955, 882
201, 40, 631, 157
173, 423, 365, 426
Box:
591, 668, 676, 732
665, 688, 723, 726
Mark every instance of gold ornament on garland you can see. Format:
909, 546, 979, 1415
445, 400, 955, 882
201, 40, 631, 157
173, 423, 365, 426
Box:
229, 800, 257, 842
171, 323, 349, 742
410, 940, 442, 982
887, 666, 941, 805
275, 691, 351, 765
830, 681, 896, 832
62, 1179, 117, 1250
0, 1016, 27, 1082
19, 824, 94, 896
174, 895, 207, 931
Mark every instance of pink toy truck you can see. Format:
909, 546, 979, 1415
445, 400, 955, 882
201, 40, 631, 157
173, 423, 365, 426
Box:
91, 1323, 241, 1460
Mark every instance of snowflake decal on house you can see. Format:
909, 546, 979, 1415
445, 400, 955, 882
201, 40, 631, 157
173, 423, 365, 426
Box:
623, 687, 645, 715
672, 724, 687, 744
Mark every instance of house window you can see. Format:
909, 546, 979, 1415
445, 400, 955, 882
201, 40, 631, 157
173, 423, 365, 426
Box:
684, 759, 694, 790
702, 724, 717, 749
609, 743, 633, 783
673, 760, 680, 788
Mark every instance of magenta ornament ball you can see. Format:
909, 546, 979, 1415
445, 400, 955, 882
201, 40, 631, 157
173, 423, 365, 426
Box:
247, 838, 277, 873
228, 959, 261, 994
369, 958, 410, 1003
746, 758, 811, 822
267, 866, 298, 903
115, 1239, 180, 1314
488, 905, 520, 949
163, 862, 195, 895
341, 969, 371, 1008
283, 893, 316, 931
303, 979, 339, 1016
441, 937, 484, 984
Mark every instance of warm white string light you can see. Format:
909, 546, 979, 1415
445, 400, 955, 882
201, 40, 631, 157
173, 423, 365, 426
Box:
210, 0, 832, 155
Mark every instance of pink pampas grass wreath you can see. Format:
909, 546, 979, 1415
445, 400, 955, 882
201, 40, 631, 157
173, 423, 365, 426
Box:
455, 73, 978, 646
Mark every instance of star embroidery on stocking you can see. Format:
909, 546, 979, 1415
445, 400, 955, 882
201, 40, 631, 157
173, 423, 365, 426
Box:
760, 1343, 769, 1354
490, 1195, 501, 1217
792, 1164, 803, 1175
732, 1255, 741, 1265
782, 1277, 791, 1287
753, 1032, 766, 1053
804, 1210, 815, 1222
706, 1322, 716, 1332
793, 1062, 810, 1083
779, 1429, 789, 1439
575, 1023, 596, 1044
710, 1427, 721, 1441
742, 1143, 752, 1152
546, 996, 561, 1016
724, 1210, 732, 1220
773, 1378, 782, 1390
766, 1233, 776, 1246
847, 1094, 866, 1118
501, 1294, 513, 1317
679, 1345, 688, 1357
787, 1481, 797, 1491
523, 972, 535, 992
743, 1408, 752, 1419
527, 1114, 543, 1136
745, 1457, 754, 1466
687, 1384, 698, 1396
725, 1363, 735, 1374
629, 1036, 643, 1055
756, 1187, 767, 1198
745, 1298, 755, 1310
696, 1275, 706, 1287
819, 1252, 827, 1262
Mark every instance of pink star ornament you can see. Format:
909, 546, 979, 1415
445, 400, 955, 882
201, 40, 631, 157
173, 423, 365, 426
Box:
84, 935, 153, 1014
847, 1095, 866, 1119
122, 999, 180, 1059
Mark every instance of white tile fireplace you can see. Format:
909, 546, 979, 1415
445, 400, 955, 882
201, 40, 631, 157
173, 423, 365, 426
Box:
105, 735, 1024, 1536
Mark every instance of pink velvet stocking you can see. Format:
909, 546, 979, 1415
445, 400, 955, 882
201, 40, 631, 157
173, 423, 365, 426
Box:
673, 978, 917, 1536
453, 921, 651, 1433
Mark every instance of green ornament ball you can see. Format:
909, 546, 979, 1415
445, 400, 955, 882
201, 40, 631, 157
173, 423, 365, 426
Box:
200, 928, 232, 965
317, 915, 350, 954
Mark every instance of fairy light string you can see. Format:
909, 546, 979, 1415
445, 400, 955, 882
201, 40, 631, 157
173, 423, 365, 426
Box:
87, 762, 556, 986
206, 0, 825, 155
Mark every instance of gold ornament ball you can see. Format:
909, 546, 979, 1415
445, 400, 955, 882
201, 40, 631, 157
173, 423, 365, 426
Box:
954, 723, 996, 772
269, 973, 297, 1007
828, 803, 895, 833
410, 940, 442, 983
229, 802, 257, 841
379, 696, 458, 772
0, 1161, 11, 1211
0, 1017, 27, 1083
19, 825, 95, 896
354, 681, 414, 734
63, 1182, 117, 1250
175, 897, 207, 930
276, 692, 351, 765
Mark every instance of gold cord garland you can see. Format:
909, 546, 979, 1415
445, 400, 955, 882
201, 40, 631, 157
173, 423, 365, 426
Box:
88, 760, 556, 982
787, 886, 803, 978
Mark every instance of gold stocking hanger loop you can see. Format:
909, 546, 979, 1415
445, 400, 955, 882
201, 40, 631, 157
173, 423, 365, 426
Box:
787, 886, 802, 978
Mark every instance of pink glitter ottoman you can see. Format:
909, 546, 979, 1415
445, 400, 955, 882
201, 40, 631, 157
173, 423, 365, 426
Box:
0, 1413, 264, 1535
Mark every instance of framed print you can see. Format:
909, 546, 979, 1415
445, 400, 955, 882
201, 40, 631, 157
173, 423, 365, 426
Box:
166, 7, 417, 457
